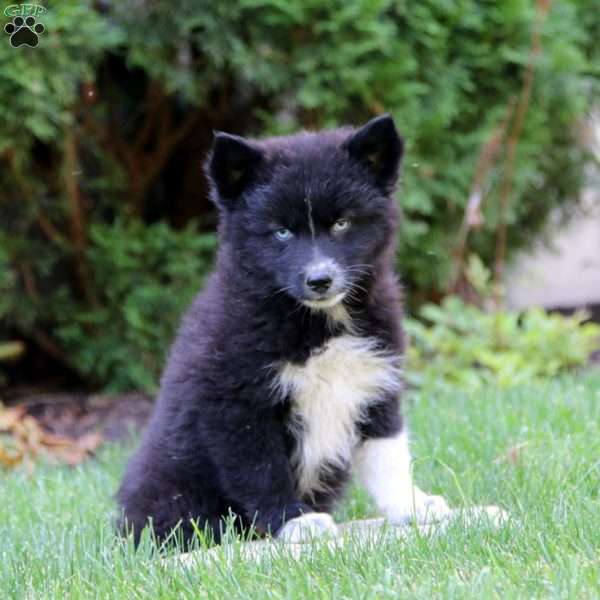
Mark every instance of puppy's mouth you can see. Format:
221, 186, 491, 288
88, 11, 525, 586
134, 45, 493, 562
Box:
302, 292, 346, 310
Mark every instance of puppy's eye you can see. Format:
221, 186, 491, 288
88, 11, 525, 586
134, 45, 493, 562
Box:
274, 228, 293, 241
332, 218, 351, 234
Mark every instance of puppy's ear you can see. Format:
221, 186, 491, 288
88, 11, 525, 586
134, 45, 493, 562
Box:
343, 114, 404, 193
206, 132, 263, 206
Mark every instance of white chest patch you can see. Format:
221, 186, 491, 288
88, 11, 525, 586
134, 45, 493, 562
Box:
275, 335, 402, 497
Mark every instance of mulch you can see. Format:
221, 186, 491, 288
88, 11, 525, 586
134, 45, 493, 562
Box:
3, 390, 153, 442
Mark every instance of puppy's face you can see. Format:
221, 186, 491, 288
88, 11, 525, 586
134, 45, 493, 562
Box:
207, 115, 403, 309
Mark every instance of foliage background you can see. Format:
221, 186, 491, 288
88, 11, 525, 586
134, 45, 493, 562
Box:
0, 0, 598, 391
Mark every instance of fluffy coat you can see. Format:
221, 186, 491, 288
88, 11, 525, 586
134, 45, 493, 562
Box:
117, 115, 432, 546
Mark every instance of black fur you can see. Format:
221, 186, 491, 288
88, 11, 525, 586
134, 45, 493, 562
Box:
117, 115, 406, 546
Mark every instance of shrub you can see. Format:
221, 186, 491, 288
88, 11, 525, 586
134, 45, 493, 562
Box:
405, 258, 600, 391
2, 220, 215, 392
0, 0, 598, 390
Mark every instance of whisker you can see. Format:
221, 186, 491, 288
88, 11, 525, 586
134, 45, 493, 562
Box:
263, 284, 295, 300
349, 283, 369, 294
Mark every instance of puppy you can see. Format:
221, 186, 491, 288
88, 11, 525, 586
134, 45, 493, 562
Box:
117, 115, 449, 546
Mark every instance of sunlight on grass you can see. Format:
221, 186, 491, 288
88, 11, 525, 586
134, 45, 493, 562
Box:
1, 372, 599, 599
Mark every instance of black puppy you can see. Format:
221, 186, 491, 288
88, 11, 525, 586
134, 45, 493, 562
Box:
117, 115, 449, 545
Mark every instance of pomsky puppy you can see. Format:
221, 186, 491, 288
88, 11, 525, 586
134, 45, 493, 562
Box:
117, 114, 451, 546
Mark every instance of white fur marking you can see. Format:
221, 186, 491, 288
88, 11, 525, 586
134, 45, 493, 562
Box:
303, 292, 346, 309
304, 197, 316, 240
305, 299, 355, 333
354, 431, 451, 524
323, 302, 355, 331
276, 335, 402, 497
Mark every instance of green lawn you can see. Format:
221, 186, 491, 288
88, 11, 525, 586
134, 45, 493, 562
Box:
2, 372, 600, 599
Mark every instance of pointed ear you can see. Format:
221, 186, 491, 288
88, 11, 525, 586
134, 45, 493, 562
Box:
343, 114, 404, 193
206, 132, 264, 206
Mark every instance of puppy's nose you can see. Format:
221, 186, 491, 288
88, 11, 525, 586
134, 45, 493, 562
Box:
306, 272, 333, 293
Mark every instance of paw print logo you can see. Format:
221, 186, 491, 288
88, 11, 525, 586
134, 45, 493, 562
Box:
4, 15, 45, 48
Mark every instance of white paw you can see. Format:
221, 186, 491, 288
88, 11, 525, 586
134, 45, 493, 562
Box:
384, 486, 452, 525
277, 512, 338, 543
467, 505, 510, 527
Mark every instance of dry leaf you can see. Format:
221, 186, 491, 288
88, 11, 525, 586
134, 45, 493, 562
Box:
0, 444, 23, 467
0, 403, 104, 470
76, 431, 103, 453
0, 405, 26, 430
494, 442, 528, 465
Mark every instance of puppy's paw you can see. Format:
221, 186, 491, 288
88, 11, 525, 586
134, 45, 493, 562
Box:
277, 512, 338, 543
468, 505, 510, 526
384, 487, 452, 525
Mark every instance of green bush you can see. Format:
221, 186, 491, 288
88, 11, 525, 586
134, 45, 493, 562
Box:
2, 220, 215, 392
0, 0, 598, 390
0, 242, 19, 384
405, 259, 600, 391
52, 221, 215, 391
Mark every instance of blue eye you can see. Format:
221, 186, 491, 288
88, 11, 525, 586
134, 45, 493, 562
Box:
274, 228, 293, 241
332, 218, 351, 234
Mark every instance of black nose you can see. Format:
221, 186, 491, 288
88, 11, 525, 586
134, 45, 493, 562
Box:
306, 273, 333, 293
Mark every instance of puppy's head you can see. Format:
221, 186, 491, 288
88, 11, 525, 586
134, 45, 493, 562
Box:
205, 115, 404, 309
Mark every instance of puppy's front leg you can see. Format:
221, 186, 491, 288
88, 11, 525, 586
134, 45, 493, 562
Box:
354, 430, 451, 524
207, 403, 336, 540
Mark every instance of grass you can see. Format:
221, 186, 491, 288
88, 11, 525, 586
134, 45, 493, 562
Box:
2, 371, 600, 599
